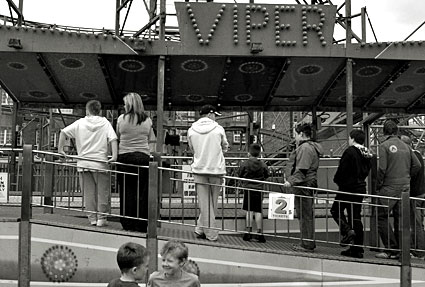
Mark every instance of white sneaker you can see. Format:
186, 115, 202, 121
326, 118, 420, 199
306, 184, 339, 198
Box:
96, 219, 107, 227
90, 220, 97, 226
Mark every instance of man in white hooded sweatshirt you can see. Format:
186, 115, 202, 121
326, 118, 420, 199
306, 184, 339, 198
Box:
188, 104, 229, 241
58, 100, 117, 227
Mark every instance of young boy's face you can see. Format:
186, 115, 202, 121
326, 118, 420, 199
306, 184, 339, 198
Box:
133, 256, 150, 281
161, 253, 183, 277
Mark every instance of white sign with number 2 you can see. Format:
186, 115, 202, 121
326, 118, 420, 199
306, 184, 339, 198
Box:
268, 193, 295, 220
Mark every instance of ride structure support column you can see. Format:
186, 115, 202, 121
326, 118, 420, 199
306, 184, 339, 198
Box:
155, 0, 166, 152
18, 145, 33, 287
345, 0, 353, 142
400, 192, 412, 287
147, 161, 159, 274
9, 102, 19, 193
346, 58, 353, 138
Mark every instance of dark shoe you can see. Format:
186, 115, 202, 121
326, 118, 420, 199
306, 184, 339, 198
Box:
243, 233, 252, 241
341, 248, 363, 258
411, 252, 425, 260
292, 244, 314, 253
255, 234, 266, 243
194, 231, 206, 240
340, 229, 356, 247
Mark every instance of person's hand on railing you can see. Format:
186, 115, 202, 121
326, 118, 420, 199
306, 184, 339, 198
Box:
57, 149, 68, 162
107, 156, 117, 165
283, 181, 291, 188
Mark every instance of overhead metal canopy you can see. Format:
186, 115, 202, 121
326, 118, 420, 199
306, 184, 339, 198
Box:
1, 2, 425, 113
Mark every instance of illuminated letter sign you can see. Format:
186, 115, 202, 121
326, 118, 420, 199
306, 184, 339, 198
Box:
175, 2, 336, 55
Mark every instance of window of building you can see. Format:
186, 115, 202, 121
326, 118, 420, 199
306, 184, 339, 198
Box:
233, 112, 245, 122
176, 111, 195, 122
1, 92, 13, 106
50, 132, 58, 148
233, 132, 246, 144
176, 129, 187, 143
0, 128, 12, 146
52, 108, 73, 114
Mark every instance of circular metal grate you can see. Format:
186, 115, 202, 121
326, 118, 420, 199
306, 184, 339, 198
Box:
181, 59, 208, 72
80, 92, 98, 99
28, 91, 49, 99
185, 94, 205, 102
239, 62, 265, 74
394, 85, 414, 93
119, 59, 145, 72
7, 62, 27, 70
59, 58, 85, 69
41, 245, 78, 283
298, 65, 323, 75
356, 66, 382, 77
235, 93, 253, 102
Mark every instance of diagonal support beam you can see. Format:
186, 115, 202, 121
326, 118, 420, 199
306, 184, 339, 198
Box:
362, 61, 410, 110
97, 55, 119, 106
133, 14, 160, 38
5, 0, 23, 21
314, 61, 346, 107
117, 0, 133, 12
264, 58, 291, 107
36, 53, 69, 105
358, 112, 384, 126
406, 92, 425, 112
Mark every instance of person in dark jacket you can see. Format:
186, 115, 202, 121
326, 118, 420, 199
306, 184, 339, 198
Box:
331, 129, 373, 258
401, 135, 425, 258
375, 120, 421, 259
284, 123, 323, 252
239, 143, 269, 243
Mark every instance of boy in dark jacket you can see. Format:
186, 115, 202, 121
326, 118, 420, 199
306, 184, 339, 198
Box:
331, 129, 373, 258
239, 143, 269, 243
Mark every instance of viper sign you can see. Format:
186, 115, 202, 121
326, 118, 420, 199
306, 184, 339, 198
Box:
268, 193, 294, 220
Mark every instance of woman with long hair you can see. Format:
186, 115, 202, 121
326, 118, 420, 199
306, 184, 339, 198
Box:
116, 92, 154, 232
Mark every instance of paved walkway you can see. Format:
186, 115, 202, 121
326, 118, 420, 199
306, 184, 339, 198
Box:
1, 205, 425, 269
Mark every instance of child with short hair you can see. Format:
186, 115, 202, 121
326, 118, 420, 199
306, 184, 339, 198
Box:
58, 99, 118, 227
108, 242, 150, 287
239, 143, 269, 243
148, 240, 200, 287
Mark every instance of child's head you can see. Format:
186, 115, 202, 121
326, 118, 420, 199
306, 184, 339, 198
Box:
349, 129, 365, 145
116, 242, 150, 281
86, 100, 102, 116
160, 240, 188, 277
249, 143, 261, 157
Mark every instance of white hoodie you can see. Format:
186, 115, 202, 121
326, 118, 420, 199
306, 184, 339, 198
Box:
62, 115, 117, 171
188, 117, 229, 175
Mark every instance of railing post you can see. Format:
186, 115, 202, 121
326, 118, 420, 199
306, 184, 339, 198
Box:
43, 154, 54, 214
147, 161, 159, 275
400, 191, 411, 287
18, 145, 32, 287
152, 152, 162, 227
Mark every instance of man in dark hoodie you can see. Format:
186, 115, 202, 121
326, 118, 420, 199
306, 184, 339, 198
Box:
284, 123, 323, 252
375, 120, 421, 259
331, 129, 373, 258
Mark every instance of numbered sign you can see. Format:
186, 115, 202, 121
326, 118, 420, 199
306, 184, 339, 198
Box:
268, 193, 295, 220
0, 172, 8, 203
